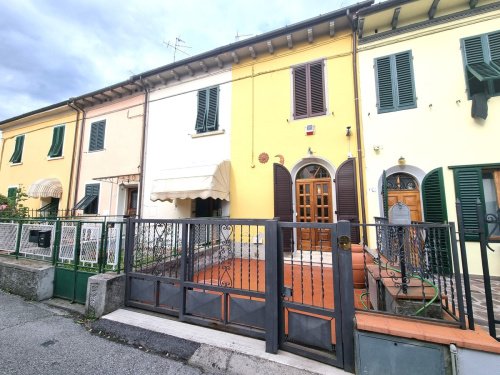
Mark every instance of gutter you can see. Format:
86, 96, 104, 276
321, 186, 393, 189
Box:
350, 14, 369, 243
135, 79, 149, 218
71, 100, 87, 209
67, 101, 83, 213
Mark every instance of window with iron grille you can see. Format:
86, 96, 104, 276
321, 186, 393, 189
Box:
7, 187, 17, 200
9, 135, 25, 164
195, 86, 219, 133
374, 51, 416, 113
74, 184, 100, 215
89, 120, 106, 151
461, 31, 500, 97
292, 61, 326, 119
48, 125, 65, 158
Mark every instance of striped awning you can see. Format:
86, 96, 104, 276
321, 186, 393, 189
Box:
28, 178, 63, 199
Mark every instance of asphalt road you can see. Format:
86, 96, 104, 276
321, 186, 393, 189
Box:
0, 290, 218, 375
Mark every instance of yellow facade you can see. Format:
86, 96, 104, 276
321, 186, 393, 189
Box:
231, 30, 360, 220
0, 106, 78, 211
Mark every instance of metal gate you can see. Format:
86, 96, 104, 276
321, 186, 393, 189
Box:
54, 221, 124, 304
124, 218, 355, 371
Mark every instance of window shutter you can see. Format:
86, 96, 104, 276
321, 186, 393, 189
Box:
309, 61, 325, 116
464, 36, 485, 65
375, 57, 394, 112
48, 126, 65, 157
382, 170, 388, 218
96, 121, 105, 150
395, 52, 415, 107
206, 87, 219, 131
336, 158, 360, 244
9, 135, 24, 163
89, 122, 97, 151
293, 66, 308, 119
273, 163, 293, 252
195, 89, 207, 132
488, 32, 500, 69
85, 184, 100, 196
454, 168, 484, 241
7, 187, 17, 200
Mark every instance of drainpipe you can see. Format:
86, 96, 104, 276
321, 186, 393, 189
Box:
70, 100, 87, 211
0, 130, 4, 176
67, 101, 83, 213
350, 12, 368, 243
135, 78, 149, 219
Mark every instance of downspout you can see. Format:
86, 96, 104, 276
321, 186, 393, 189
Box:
0, 130, 4, 176
71, 100, 87, 211
350, 13, 368, 243
67, 101, 82, 213
136, 78, 149, 218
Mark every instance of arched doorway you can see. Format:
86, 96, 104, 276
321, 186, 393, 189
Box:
386, 172, 422, 221
295, 164, 333, 250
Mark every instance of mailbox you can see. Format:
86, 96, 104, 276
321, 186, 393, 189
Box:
29, 230, 40, 243
388, 203, 411, 225
37, 230, 51, 248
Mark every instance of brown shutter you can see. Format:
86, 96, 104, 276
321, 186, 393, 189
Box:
293, 66, 308, 119
274, 163, 293, 252
309, 61, 325, 116
336, 158, 360, 243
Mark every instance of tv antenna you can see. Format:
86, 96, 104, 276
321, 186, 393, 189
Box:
235, 31, 253, 42
163, 37, 191, 62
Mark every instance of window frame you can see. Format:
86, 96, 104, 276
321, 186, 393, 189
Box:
9, 135, 25, 164
461, 31, 500, 99
48, 124, 65, 158
292, 60, 327, 120
195, 86, 220, 134
374, 50, 417, 114
74, 184, 100, 215
88, 120, 106, 152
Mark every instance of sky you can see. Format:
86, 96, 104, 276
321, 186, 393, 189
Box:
0, 0, 363, 122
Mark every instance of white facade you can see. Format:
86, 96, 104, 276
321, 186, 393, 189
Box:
142, 70, 232, 219
358, 8, 500, 275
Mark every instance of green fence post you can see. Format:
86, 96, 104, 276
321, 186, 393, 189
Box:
14, 221, 23, 260
99, 222, 107, 274
72, 221, 82, 303
52, 220, 62, 266
116, 222, 124, 274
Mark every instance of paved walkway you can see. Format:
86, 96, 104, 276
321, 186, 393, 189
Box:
469, 275, 500, 331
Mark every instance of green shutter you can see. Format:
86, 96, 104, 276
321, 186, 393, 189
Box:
454, 168, 484, 241
375, 56, 394, 112
382, 170, 388, 218
48, 126, 65, 157
395, 51, 416, 107
422, 168, 451, 275
422, 168, 448, 223
206, 87, 219, 131
9, 135, 24, 163
7, 187, 17, 200
309, 61, 325, 116
488, 32, 500, 70
89, 121, 105, 151
195, 89, 208, 132
464, 35, 500, 81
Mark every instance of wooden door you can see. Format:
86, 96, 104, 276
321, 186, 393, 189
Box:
296, 178, 332, 250
388, 190, 422, 222
127, 188, 138, 217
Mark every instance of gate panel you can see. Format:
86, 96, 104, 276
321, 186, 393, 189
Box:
277, 221, 353, 369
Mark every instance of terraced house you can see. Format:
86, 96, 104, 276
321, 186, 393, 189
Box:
356, 0, 500, 277
0, 102, 79, 215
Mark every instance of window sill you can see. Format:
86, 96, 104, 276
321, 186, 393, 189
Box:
190, 129, 225, 138
88, 149, 105, 153
47, 156, 64, 161
10, 162, 23, 166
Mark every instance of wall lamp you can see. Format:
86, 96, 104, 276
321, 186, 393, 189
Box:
346, 126, 352, 137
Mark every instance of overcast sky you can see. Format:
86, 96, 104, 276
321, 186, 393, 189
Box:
0, 0, 362, 121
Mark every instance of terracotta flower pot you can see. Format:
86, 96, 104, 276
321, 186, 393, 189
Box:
351, 244, 366, 289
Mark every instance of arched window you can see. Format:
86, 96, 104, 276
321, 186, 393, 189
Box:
296, 164, 330, 180
387, 173, 418, 190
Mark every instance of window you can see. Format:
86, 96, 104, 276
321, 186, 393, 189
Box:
7, 187, 17, 201
9, 135, 25, 164
461, 31, 500, 97
453, 166, 500, 241
48, 125, 65, 158
89, 120, 106, 151
74, 184, 100, 214
195, 86, 219, 133
293, 61, 326, 119
375, 51, 416, 113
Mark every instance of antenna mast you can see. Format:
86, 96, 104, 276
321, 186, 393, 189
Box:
163, 37, 191, 62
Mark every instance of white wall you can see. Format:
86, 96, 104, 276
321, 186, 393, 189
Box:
142, 70, 232, 219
